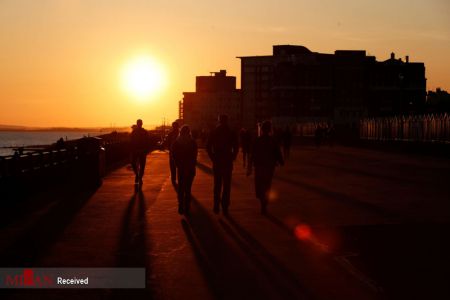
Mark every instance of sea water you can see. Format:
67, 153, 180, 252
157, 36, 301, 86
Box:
0, 131, 104, 156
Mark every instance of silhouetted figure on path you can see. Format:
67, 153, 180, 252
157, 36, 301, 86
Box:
206, 114, 239, 215
239, 128, 252, 168
282, 126, 293, 160
171, 125, 198, 215
247, 120, 284, 215
164, 121, 180, 185
130, 119, 151, 186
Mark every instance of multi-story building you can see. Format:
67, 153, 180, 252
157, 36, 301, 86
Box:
238, 45, 426, 129
180, 70, 242, 132
426, 88, 450, 113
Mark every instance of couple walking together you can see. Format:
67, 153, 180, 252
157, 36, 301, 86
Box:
166, 114, 236, 216
131, 119, 197, 215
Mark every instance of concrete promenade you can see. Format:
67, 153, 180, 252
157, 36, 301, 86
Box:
1, 145, 449, 299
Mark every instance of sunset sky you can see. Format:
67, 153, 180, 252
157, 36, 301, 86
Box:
1, 0, 449, 128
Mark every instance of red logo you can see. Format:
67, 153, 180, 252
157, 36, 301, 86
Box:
5, 269, 54, 287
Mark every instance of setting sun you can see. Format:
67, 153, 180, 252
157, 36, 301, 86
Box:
121, 56, 167, 102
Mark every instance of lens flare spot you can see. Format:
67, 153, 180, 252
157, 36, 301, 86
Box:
268, 189, 278, 203
295, 224, 312, 240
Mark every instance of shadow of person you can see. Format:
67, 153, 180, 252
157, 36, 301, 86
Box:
117, 190, 148, 267
180, 196, 271, 300
274, 174, 397, 219
263, 212, 294, 235
0, 187, 104, 300
113, 190, 154, 300
0, 187, 97, 267
219, 215, 311, 300
195, 161, 214, 175
180, 218, 221, 299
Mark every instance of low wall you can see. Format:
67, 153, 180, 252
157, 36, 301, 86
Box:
0, 133, 132, 204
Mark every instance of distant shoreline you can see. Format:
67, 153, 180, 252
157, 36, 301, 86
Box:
0, 127, 130, 132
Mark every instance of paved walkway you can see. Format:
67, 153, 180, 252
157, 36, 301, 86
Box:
1, 146, 450, 299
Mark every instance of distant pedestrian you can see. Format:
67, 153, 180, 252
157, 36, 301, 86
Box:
282, 126, 293, 160
130, 119, 151, 186
164, 121, 180, 185
206, 114, 239, 215
171, 125, 198, 215
239, 128, 252, 168
247, 120, 284, 215
56, 137, 65, 150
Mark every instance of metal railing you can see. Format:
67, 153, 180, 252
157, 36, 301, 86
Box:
0, 133, 132, 180
359, 114, 450, 143
296, 122, 330, 137
0, 148, 77, 179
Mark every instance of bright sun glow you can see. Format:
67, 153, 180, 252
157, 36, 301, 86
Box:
121, 56, 167, 102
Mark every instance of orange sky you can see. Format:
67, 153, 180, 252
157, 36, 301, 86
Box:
1, 0, 449, 128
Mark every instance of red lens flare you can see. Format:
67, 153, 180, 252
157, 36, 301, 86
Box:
295, 224, 312, 240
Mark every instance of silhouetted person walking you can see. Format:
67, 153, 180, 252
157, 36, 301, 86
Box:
247, 121, 284, 215
206, 115, 238, 215
239, 128, 252, 168
130, 119, 151, 186
165, 121, 180, 185
171, 125, 198, 215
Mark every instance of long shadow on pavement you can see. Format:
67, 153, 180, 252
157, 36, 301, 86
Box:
196, 161, 214, 175
267, 212, 450, 299
0, 187, 97, 267
181, 196, 273, 300
116, 189, 149, 267
303, 160, 417, 185
264, 213, 294, 236
337, 223, 450, 300
218, 215, 313, 300
0, 187, 99, 300
112, 189, 154, 300
275, 174, 400, 221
